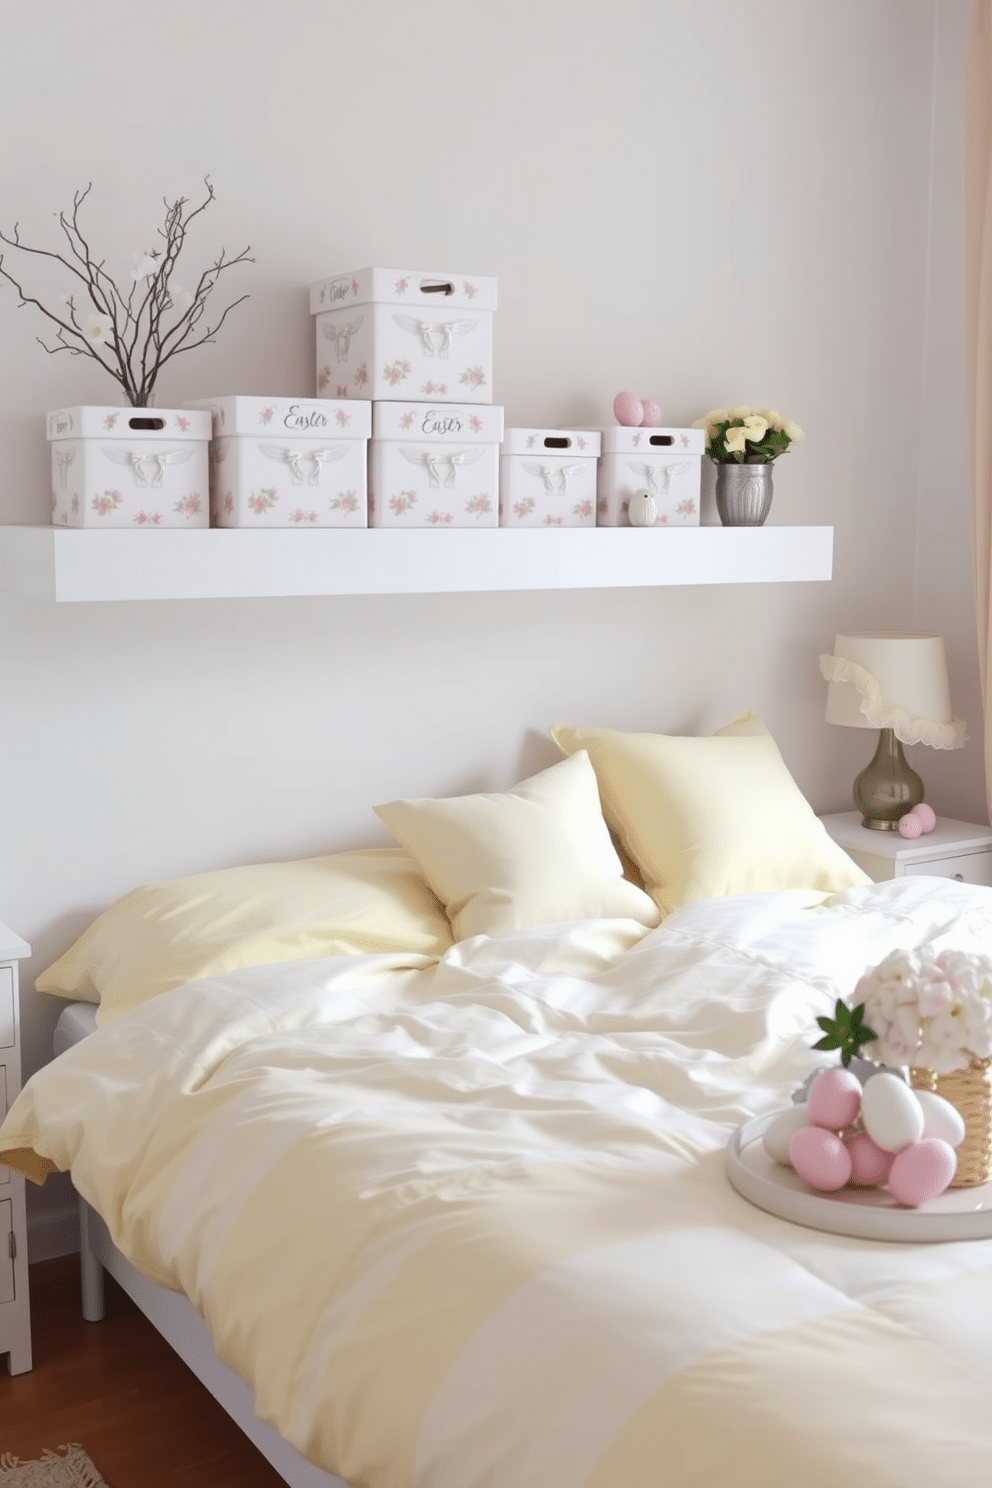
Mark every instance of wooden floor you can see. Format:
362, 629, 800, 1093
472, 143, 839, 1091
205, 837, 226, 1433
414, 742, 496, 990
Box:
0, 1254, 286, 1487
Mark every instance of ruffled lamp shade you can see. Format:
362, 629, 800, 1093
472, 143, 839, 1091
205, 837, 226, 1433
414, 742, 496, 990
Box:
820, 632, 966, 830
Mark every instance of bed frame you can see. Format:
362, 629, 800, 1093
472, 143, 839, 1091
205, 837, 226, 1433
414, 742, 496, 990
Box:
78, 1195, 348, 1488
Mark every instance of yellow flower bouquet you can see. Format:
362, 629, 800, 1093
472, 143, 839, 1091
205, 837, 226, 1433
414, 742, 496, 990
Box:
692, 405, 805, 464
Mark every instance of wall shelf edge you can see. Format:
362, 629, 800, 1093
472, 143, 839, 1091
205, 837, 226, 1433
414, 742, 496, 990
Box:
0, 524, 834, 601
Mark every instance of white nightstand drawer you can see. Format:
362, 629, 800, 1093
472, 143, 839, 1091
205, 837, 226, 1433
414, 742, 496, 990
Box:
0, 967, 12, 1047
902, 850, 992, 887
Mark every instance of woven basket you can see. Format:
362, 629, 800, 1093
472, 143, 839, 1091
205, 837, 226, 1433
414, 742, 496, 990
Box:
910, 1057, 992, 1187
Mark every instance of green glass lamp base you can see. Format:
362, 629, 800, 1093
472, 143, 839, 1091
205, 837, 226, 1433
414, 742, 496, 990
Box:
853, 727, 924, 831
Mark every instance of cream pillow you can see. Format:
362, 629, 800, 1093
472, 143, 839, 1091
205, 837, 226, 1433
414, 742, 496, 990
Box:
549, 713, 870, 915
374, 750, 661, 942
37, 848, 453, 1024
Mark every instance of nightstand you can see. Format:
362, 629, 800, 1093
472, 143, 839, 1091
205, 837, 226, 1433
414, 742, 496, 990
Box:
820, 812, 992, 886
0, 921, 31, 1375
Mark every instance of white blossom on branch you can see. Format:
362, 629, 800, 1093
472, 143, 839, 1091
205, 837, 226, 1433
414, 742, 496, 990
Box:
0, 178, 253, 407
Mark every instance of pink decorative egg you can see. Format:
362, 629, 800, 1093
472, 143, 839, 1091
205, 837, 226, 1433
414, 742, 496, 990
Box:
911, 802, 937, 834
613, 391, 644, 427
640, 398, 662, 427
845, 1131, 895, 1188
898, 812, 924, 840
887, 1137, 957, 1206
806, 1067, 862, 1131
789, 1125, 853, 1191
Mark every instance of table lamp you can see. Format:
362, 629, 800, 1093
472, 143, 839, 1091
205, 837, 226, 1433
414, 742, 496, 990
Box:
819, 632, 966, 831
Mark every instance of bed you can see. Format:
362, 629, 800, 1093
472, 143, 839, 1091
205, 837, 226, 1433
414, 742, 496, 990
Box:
4, 716, 992, 1486
52, 1002, 339, 1488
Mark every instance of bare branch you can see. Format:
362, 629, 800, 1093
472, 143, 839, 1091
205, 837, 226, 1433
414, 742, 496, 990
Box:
0, 179, 253, 406
0, 226, 94, 291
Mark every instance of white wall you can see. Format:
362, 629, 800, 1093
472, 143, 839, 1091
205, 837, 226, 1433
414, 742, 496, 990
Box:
0, 0, 972, 1248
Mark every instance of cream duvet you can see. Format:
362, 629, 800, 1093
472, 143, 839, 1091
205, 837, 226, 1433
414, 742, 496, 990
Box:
4, 877, 992, 1486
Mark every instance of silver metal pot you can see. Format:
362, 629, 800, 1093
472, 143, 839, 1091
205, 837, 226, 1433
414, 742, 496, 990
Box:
714, 462, 774, 526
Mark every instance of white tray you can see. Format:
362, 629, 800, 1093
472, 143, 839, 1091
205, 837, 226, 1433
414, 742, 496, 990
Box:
727, 1111, 992, 1243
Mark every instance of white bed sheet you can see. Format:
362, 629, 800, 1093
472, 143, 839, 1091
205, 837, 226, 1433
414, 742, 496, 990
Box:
53, 1000, 97, 1055
10, 877, 992, 1487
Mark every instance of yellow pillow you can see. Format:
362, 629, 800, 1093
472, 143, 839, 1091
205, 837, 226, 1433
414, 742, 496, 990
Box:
36, 848, 454, 1024
549, 713, 870, 915
374, 750, 661, 942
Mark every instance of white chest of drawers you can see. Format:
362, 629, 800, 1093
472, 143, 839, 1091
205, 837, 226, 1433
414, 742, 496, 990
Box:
0, 920, 32, 1374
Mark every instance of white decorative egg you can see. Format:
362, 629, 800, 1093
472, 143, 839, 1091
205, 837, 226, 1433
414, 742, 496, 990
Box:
914, 1088, 966, 1148
762, 1104, 810, 1165
861, 1071, 925, 1153
627, 490, 657, 527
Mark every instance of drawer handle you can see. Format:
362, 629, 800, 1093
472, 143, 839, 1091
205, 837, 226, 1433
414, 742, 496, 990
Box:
953, 873, 964, 882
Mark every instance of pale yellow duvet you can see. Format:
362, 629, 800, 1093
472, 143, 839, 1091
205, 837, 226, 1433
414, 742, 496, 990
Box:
4, 877, 992, 1486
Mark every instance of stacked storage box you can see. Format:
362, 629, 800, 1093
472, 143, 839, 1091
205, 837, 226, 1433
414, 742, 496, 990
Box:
597, 426, 704, 526
499, 428, 601, 527
311, 267, 503, 528
184, 396, 371, 527
370, 403, 503, 527
47, 406, 211, 528
311, 268, 496, 404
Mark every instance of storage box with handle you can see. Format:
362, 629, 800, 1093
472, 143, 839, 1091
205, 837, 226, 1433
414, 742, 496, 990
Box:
499, 428, 600, 527
47, 406, 211, 528
597, 426, 704, 526
311, 268, 497, 405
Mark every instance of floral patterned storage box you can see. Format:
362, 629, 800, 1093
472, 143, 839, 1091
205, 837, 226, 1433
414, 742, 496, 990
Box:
500, 428, 601, 527
597, 426, 704, 527
183, 396, 371, 527
369, 402, 504, 528
47, 406, 211, 528
311, 268, 497, 405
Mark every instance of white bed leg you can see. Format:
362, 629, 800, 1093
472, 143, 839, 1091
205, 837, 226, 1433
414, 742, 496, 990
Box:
78, 1197, 105, 1322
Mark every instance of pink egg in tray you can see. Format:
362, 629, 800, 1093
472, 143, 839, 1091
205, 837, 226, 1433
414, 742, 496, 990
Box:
762, 1068, 964, 1207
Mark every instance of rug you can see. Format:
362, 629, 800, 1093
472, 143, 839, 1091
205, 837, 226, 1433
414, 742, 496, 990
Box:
0, 1446, 108, 1488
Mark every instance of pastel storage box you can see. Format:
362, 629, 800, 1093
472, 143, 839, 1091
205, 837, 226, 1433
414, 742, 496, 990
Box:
47, 406, 211, 528
184, 396, 371, 527
597, 427, 704, 527
311, 267, 496, 405
369, 402, 503, 528
500, 428, 601, 527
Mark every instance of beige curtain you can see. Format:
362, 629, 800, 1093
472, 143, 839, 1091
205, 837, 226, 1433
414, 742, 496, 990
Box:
967, 0, 992, 814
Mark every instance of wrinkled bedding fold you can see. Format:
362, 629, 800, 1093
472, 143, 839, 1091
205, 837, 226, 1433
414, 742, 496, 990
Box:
4, 878, 992, 1486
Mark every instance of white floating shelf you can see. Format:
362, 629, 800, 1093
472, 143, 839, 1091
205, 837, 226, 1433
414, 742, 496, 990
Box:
0, 524, 833, 602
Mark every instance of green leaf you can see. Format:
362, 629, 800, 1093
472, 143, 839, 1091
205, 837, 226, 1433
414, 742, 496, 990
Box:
810, 998, 878, 1066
